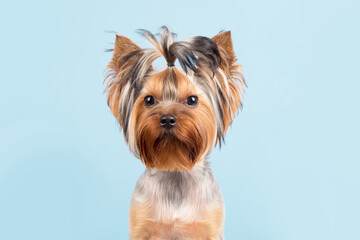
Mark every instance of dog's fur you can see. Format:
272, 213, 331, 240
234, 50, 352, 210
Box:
104, 26, 245, 239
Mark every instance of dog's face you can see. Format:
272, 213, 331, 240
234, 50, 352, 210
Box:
105, 27, 245, 171
130, 68, 216, 171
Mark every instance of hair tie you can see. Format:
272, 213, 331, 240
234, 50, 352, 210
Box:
167, 63, 175, 67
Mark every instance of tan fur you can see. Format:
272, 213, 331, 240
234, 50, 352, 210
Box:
212, 31, 236, 65
131, 69, 216, 171
104, 27, 245, 240
212, 31, 246, 133
105, 35, 141, 122
129, 203, 155, 239
129, 204, 223, 240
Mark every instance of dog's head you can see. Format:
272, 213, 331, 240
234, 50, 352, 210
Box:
105, 26, 245, 171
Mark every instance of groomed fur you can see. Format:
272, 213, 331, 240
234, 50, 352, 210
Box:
105, 26, 245, 154
104, 26, 245, 239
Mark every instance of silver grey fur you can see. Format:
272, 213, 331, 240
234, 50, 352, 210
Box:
104, 27, 245, 239
130, 160, 225, 240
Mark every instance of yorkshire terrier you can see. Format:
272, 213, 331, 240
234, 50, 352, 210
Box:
104, 26, 245, 239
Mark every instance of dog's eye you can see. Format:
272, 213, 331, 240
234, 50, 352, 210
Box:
186, 96, 198, 107
144, 95, 155, 107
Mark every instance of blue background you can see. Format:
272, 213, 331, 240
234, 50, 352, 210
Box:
1, 0, 359, 239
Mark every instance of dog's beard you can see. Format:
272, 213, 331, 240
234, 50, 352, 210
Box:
136, 115, 205, 171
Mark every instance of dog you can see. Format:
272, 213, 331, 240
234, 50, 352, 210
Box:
104, 26, 245, 239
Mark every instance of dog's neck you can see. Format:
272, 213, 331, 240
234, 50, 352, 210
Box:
146, 159, 209, 176
134, 159, 220, 204
131, 159, 223, 222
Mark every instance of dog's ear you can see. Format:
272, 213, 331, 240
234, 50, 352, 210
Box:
212, 31, 236, 65
212, 31, 245, 135
111, 35, 141, 76
105, 35, 141, 123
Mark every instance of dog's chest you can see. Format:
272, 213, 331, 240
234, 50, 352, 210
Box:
131, 165, 224, 223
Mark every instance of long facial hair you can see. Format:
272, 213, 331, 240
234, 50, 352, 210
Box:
105, 26, 245, 171
135, 104, 214, 171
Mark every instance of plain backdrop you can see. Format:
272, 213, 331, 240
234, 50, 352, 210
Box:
1, 0, 359, 239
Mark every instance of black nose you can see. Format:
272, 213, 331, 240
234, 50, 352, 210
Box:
160, 115, 176, 129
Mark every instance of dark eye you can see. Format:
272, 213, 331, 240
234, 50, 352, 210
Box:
186, 96, 198, 107
144, 95, 155, 107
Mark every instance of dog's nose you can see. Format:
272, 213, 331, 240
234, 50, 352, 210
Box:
160, 115, 176, 129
